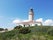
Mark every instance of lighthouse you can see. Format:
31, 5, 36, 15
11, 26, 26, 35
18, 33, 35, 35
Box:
15, 8, 42, 26
28, 8, 34, 21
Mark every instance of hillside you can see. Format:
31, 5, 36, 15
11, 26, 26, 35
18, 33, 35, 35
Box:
0, 26, 53, 40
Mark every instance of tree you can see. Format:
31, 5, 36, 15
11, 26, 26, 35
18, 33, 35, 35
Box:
14, 25, 22, 29
0, 28, 4, 31
19, 27, 31, 34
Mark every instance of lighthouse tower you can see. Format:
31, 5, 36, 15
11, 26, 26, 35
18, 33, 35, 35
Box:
28, 8, 34, 21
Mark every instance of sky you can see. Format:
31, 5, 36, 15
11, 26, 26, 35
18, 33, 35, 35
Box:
0, 0, 53, 30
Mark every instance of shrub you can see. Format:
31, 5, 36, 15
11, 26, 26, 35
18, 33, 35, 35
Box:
0, 28, 4, 31
14, 25, 22, 29
48, 29, 53, 36
19, 27, 31, 34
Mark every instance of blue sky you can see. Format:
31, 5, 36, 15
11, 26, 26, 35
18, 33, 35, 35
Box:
0, 0, 53, 29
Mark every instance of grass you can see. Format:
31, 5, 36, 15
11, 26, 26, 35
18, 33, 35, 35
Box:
0, 26, 53, 40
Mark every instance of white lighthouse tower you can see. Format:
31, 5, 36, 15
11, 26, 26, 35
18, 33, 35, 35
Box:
15, 8, 42, 26
28, 8, 34, 21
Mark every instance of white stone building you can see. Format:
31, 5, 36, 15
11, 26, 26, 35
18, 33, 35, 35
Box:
16, 8, 42, 27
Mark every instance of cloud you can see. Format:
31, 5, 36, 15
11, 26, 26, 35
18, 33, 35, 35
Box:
13, 19, 22, 24
12, 19, 29, 26
13, 18, 30, 24
7, 18, 53, 30
13, 18, 53, 26
43, 19, 53, 26
36, 18, 43, 22
23, 20, 29, 22
36, 18, 53, 26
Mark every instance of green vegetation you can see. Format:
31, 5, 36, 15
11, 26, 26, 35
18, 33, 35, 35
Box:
19, 27, 31, 34
0, 28, 4, 31
14, 25, 22, 29
0, 26, 53, 40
